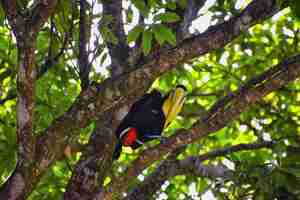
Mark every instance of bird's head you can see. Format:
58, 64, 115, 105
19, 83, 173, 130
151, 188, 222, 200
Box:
120, 127, 138, 146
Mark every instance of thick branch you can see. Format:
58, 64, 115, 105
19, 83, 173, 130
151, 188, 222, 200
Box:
106, 54, 300, 197
0, 0, 19, 31
197, 141, 275, 162
126, 163, 229, 200
176, 0, 207, 40
0, 1, 59, 199
64, 114, 115, 200
1, 26, 39, 200
0, 0, 285, 198
125, 141, 274, 199
78, 0, 91, 88
37, 0, 282, 161
66, 0, 129, 192
0, 46, 68, 106
0, 15, 73, 106
103, 0, 130, 75
124, 148, 187, 200
30, 0, 58, 32
179, 0, 207, 39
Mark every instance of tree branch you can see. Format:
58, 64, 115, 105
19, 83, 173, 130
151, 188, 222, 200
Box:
102, 0, 130, 75
126, 163, 229, 200
178, 0, 207, 39
126, 141, 274, 199
30, 0, 58, 32
64, 113, 115, 200
0, 14, 74, 106
0, 0, 285, 198
0, 0, 19, 32
195, 141, 275, 162
38, 13, 74, 78
78, 0, 91, 89
65, 1, 131, 195
0, 0, 59, 199
3, 23, 38, 200
176, 0, 207, 40
106, 54, 300, 197
124, 147, 188, 200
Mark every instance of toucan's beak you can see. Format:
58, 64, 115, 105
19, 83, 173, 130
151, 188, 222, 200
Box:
162, 85, 187, 129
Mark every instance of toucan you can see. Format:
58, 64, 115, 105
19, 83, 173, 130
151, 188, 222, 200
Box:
113, 85, 187, 159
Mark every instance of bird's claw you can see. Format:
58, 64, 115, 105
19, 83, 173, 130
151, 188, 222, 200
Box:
159, 136, 168, 144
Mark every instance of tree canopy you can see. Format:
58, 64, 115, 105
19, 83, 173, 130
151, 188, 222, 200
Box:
0, 0, 300, 199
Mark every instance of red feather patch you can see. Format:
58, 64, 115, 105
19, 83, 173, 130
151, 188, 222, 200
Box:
123, 128, 137, 146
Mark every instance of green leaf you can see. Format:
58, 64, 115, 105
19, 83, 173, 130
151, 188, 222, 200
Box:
101, 14, 114, 26
178, 0, 188, 8
125, 7, 134, 23
100, 26, 119, 45
100, 53, 108, 65
148, 0, 160, 8
0, 139, 9, 150
165, 2, 177, 10
142, 29, 153, 55
217, 0, 225, 7
152, 24, 165, 45
0, 6, 5, 26
132, 0, 148, 16
289, 1, 300, 20
154, 12, 181, 23
158, 25, 176, 46
127, 25, 144, 43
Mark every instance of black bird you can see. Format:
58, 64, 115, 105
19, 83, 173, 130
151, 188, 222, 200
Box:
113, 85, 187, 159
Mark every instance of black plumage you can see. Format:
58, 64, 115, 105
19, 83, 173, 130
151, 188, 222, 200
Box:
113, 90, 166, 159
113, 85, 187, 160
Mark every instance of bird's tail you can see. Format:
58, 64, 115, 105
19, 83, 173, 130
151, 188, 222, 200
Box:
162, 85, 187, 129
112, 140, 122, 160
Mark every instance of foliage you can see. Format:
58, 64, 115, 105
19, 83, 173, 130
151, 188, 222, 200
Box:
0, 0, 300, 199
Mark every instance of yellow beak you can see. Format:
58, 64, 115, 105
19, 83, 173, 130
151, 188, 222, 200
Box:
162, 86, 186, 129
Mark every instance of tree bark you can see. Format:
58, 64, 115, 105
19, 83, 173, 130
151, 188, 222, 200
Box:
105, 54, 300, 197
0, 0, 288, 198
0, 0, 57, 199
125, 141, 274, 199
64, 114, 115, 200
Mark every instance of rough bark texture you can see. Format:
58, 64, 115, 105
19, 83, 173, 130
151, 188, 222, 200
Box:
0, 0, 291, 199
34, 3, 283, 189
125, 141, 275, 199
65, 1, 131, 196
14, 32, 37, 200
0, 0, 58, 199
126, 163, 229, 200
30, 0, 58, 33
105, 54, 300, 198
103, 0, 130, 75
178, 0, 207, 39
78, 0, 91, 89
64, 114, 115, 200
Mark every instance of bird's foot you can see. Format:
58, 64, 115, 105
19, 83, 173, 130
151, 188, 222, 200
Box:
159, 136, 168, 144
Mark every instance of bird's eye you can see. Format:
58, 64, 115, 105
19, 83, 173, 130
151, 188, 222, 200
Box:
151, 109, 159, 114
